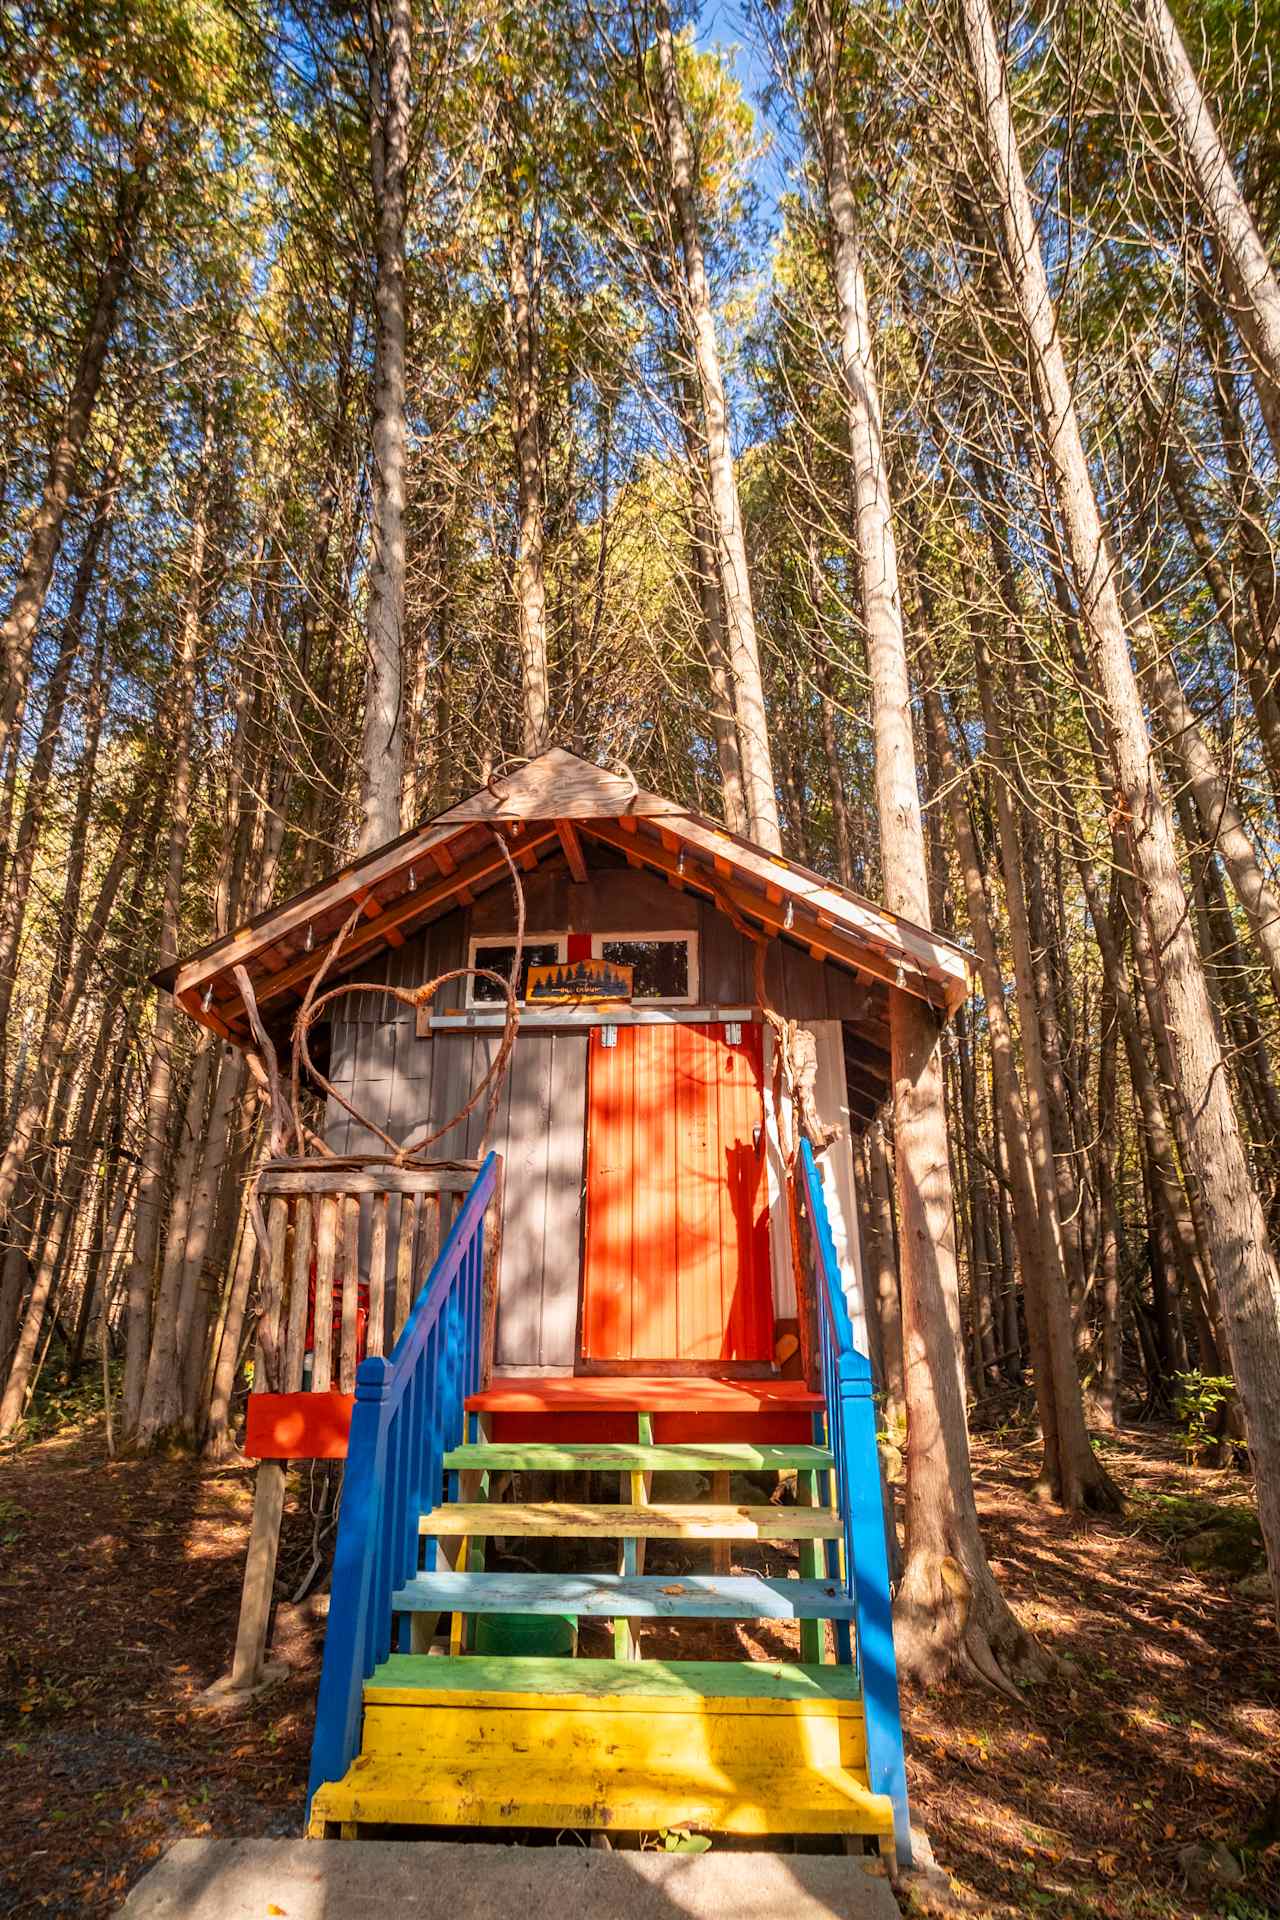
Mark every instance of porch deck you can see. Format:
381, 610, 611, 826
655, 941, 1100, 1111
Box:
467, 1373, 825, 1443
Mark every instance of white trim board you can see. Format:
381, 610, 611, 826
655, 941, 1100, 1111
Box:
422, 1005, 758, 1033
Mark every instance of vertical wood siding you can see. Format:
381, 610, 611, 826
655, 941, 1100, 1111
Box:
320, 871, 878, 1372
321, 907, 586, 1371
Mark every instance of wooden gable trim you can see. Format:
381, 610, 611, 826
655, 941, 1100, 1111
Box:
430, 748, 684, 826
201, 828, 559, 1017
170, 816, 471, 1004
666, 811, 969, 1006
580, 819, 951, 1011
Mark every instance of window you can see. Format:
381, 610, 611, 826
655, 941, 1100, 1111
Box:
592, 933, 697, 1004
467, 937, 565, 1005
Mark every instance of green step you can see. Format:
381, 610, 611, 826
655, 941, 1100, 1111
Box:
445, 1441, 833, 1474
364, 1654, 862, 1704
392, 1570, 855, 1621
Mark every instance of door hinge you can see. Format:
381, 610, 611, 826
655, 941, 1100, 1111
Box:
725, 1021, 742, 1045
601, 1024, 618, 1048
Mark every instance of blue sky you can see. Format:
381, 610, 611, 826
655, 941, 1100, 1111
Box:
695, 0, 795, 226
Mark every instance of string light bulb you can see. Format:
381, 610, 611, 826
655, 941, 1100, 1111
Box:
305, 923, 314, 952
202, 983, 214, 1010
408, 867, 417, 893
783, 900, 795, 931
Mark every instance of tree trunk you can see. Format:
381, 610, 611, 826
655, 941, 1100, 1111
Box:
807, 0, 1045, 1687
0, 428, 125, 1068
1137, 613, 1280, 1006
1140, 0, 1280, 464
809, 530, 858, 887
359, 0, 411, 851
0, 1008, 116, 1430
176, 1049, 246, 1434
0, 139, 151, 766
0, 789, 144, 1430
865, 1120, 906, 1442
133, 1032, 215, 1445
653, 1, 779, 850
924, 682, 1119, 1508
121, 412, 212, 1436
674, 371, 749, 834
963, 0, 1280, 1628
505, 188, 551, 757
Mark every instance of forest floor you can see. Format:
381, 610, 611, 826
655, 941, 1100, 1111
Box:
0, 1416, 1275, 1919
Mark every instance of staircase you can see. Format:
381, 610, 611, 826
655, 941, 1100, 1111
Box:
304, 1148, 910, 1868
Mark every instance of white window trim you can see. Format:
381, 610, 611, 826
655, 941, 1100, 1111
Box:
590, 929, 699, 1006
465, 932, 567, 1008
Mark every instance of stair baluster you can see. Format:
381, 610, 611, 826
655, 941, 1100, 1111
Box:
799, 1136, 912, 1869
306, 1152, 501, 1820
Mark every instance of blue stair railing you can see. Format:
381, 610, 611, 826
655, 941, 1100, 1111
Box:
799, 1136, 911, 1869
306, 1152, 500, 1820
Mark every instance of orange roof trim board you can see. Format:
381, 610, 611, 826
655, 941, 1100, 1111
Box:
164, 747, 974, 1043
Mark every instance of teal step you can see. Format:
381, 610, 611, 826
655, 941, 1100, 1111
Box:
392, 1570, 855, 1621
444, 1441, 833, 1474
365, 1654, 862, 1702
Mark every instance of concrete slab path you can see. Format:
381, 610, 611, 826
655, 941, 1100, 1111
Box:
117, 1838, 902, 1920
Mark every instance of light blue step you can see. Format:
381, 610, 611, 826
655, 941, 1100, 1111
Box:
391, 1570, 855, 1622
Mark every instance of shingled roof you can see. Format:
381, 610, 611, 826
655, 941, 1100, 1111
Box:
162, 747, 972, 1049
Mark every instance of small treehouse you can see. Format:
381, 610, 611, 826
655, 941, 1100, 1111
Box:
168, 748, 970, 1869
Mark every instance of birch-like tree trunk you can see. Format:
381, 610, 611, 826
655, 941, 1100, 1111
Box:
962, 0, 1280, 1628
805, 0, 1045, 1687
965, 622, 1117, 1507
653, 1, 780, 851
1136, 619, 1280, 1005
0, 139, 151, 768
505, 186, 551, 757
0, 427, 125, 1069
673, 369, 749, 833
0, 788, 145, 1432
121, 412, 211, 1436
359, 0, 411, 852
1139, 0, 1280, 465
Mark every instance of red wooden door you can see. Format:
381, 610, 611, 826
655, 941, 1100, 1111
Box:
580, 1023, 773, 1365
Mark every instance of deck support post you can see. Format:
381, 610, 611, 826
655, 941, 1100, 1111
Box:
230, 1460, 288, 1689
200, 1459, 289, 1705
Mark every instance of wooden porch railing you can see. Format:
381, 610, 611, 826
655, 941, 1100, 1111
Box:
249, 1158, 490, 1407
210, 1154, 504, 1704
798, 1136, 911, 1869
306, 1152, 500, 1813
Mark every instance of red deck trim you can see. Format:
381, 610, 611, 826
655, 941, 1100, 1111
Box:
244, 1390, 354, 1460
487, 1410, 818, 1443
467, 1375, 824, 1414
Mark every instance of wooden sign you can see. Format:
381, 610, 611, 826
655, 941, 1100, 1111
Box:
526, 957, 634, 1005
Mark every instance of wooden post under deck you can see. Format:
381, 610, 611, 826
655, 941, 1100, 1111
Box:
227, 1459, 289, 1692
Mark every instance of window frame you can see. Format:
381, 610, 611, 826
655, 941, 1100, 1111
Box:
465, 932, 568, 1008
590, 930, 699, 1006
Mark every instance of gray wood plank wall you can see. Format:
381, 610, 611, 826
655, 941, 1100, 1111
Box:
320, 860, 874, 1370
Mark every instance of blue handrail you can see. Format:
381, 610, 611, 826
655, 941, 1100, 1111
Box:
306, 1153, 500, 1817
798, 1136, 911, 1870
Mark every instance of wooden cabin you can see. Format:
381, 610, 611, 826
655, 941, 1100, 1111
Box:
172, 749, 968, 1392
168, 748, 970, 1868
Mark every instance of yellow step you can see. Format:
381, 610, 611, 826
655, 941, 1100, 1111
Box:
419, 1502, 841, 1540
308, 1658, 891, 1842
308, 1752, 894, 1839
